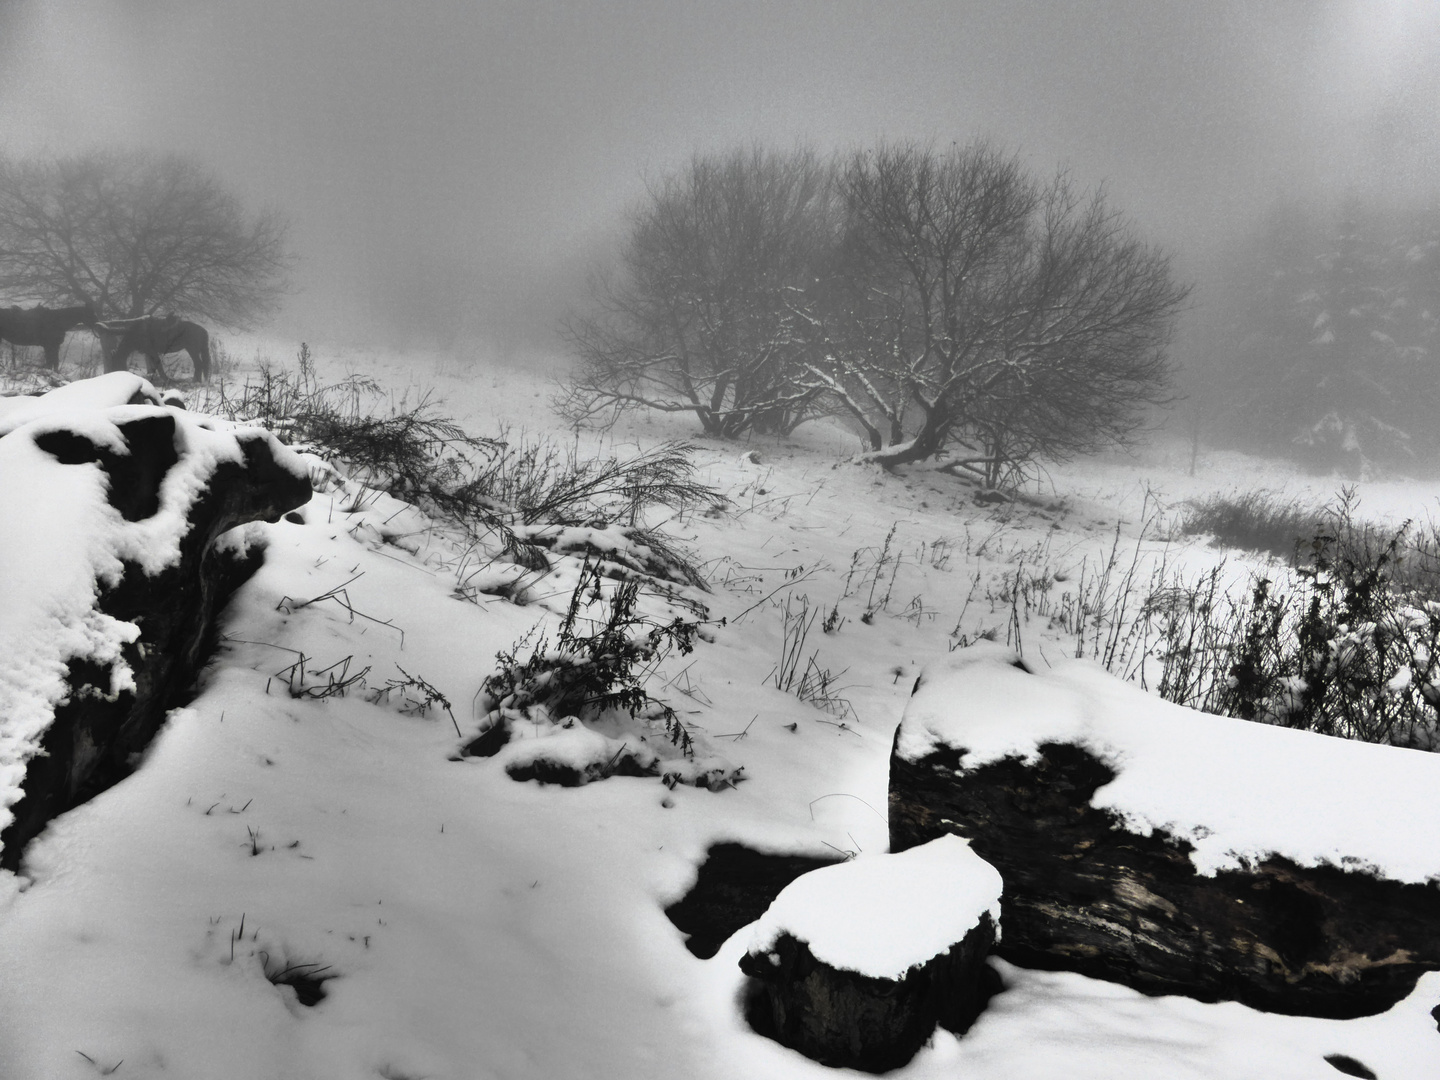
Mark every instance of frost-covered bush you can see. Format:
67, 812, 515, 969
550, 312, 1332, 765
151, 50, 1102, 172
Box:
1138, 497, 1440, 750
472, 557, 703, 761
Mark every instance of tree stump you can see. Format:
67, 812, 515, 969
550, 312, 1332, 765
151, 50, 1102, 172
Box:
739, 835, 1001, 1072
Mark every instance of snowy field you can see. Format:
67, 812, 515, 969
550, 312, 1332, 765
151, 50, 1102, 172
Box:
2, 339, 1439, 1080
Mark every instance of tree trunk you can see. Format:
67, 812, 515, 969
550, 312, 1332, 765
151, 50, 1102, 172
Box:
853, 410, 948, 467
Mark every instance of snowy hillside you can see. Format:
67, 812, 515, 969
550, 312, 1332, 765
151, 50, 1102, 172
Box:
1, 344, 1439, 1080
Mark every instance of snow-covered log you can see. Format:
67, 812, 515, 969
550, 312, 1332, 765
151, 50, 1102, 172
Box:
0, 374, 311, 869
739, 836, 1002, 1072
888, 643, 1440, 1019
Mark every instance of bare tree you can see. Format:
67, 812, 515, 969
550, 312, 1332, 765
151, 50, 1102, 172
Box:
807, 142, 1188, 483
796, 142, 1037, 458
561, 147, 833, 438
0, 150, 290, 329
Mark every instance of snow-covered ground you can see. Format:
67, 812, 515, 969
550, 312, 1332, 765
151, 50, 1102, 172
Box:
2, 339, 1439, 1079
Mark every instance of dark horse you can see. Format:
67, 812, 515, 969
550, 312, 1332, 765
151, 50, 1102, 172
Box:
0, 303, 98, 368
96, 315, 212, 382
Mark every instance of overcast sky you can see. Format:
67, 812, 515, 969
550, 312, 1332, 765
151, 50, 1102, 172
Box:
1, 0, 1437, 353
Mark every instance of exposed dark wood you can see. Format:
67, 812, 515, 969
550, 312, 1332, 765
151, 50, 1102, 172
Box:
1323, 1054, 1378, 1079
890, 739, 1440, 1018
664, 844, 842, 959
739, 914, 998, 1073
503, 750, 659, 787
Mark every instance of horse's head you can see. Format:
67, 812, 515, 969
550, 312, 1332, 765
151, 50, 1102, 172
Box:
91, 320, 124, 350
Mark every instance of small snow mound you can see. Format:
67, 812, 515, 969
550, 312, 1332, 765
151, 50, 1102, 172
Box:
491, 716, 743, 790
499, 723, 653, 785
748, 835, 1002, 981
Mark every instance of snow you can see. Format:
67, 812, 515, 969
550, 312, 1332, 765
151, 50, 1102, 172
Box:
0, 371, 160, 436
1, 345, 1439, 1080
0, 424, 137, 834
899, 643, 1440, 880
748, 834, 1002, 980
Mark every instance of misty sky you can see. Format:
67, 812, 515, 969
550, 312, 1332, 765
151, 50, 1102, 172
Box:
1, 0, 1437, 353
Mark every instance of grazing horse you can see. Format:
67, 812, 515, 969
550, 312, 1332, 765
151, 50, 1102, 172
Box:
96, 315, 212, 382
0, 303, 98, 369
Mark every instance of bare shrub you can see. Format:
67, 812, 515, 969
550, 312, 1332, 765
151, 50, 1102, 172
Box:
811, 140, 1189, 484
0, 149, 289, 326
1178, 490, 1325, 559
465, 429, 725, 525
1132, 494, 1440, 749
562, 146, 833, 438
471, 557, 704, 760
211, 344, 499, 505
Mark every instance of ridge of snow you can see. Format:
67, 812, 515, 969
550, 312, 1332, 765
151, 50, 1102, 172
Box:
0, 372, 161, 437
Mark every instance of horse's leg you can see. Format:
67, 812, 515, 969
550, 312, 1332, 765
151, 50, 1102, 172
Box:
148, 351, 171, 384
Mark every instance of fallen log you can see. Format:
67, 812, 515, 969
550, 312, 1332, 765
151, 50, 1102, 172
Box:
0, 376, 311, 868
888, 644, 1440, 1018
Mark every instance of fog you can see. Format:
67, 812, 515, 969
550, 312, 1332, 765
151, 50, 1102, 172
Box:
1, 0, 1437, 357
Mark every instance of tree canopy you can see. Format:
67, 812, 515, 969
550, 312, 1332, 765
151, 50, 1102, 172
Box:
561, 147, 833, 438
0, 150, 291, 326
564, 141, 1189, 485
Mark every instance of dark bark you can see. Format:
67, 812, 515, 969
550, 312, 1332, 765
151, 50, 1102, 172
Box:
664, 844, 843, 959
739, 914, 998, 1073
503, 751, 659, 787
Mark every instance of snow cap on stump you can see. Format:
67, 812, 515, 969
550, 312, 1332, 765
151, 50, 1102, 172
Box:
748, 834, 1001, 980
741, 835, 1002, 1072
